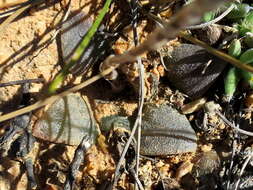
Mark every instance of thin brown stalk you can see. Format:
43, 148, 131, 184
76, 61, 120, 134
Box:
0, 66, 117, 123
142, 7, 253, 73
186, 3, 235, 30
100, 0, 228, 75
0, 0, 27, 9
0, 4, 30, 36
180, 32, 253, 73
0, 78, 44, 87
234, 152, 253, 190
0, 0, 230, 124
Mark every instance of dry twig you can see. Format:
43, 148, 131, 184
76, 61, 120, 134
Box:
0, 0, 230, 124
0, 0, 28, 9
0, 0, 45, 37
0, 66, 116, 123
180, 33, 253, 73
128, 0, 144, 189
108, 0, 229, 189
0, 78, 44, 87
234, 150, 253, 190
64, 135, 91, 190
216, 111, 253, 136
99, 0, 229, 76
186, 3, 235, 30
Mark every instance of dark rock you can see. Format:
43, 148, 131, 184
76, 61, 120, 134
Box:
61, 11, 92, 62
100, 105, 197, 156
164, 44, 227, 99
140, 104, 197, 156
33, 94, 98, 146
180, 174, 197, 190
60, 11, 108, 75
0, 114, 30, 157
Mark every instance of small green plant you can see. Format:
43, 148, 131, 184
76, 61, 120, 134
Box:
237, 11, 253, 35
227, 3, 251, 20
223, 2, 253, 101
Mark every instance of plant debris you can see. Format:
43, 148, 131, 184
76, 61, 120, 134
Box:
0, 0, 253, 190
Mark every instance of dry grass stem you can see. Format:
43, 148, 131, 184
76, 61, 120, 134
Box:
100, 0, 228, 75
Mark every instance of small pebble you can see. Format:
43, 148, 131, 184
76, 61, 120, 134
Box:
200, 144, 213, 152
175, 161, 193, 180
192, 151, 220, 189
33, 94, 98, 146
140, 104, 197, 156
193, 25, 222, 45
181, 97, 207, 114
100, 115, 131, 132
164, 44, 227, 99
192, 150, 220, 177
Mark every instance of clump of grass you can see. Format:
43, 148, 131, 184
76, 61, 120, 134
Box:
223, 2, 253, 101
